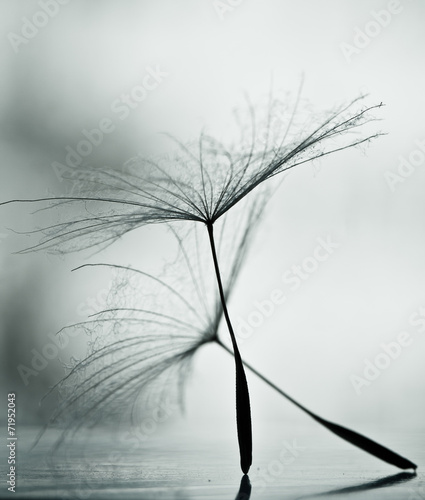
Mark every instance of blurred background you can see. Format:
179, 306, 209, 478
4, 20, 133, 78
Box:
0, 0, 424, 450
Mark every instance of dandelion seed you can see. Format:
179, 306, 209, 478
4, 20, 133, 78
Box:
1, 91, 385, 473
40, 199, 264, 460
44, 198, 416, 471
1, 93, 383, 255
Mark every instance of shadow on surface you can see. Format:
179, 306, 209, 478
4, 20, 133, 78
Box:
297, 471, 417, 498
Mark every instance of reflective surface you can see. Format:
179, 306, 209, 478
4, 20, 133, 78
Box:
1, 420, 423, 499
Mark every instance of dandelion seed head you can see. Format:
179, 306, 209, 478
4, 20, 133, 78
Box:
41, 196, 264, 452
6, 93, 384, 254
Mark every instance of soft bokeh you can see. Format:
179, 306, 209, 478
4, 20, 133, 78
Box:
0, 0, 424, 447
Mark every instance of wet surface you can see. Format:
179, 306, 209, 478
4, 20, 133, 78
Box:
1, 421, 423, 499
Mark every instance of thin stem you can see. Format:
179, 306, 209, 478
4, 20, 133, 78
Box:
215, 338, 315, 418
206, 222, 252, 474
206, 223, 238, 353
216, 338, 417, 470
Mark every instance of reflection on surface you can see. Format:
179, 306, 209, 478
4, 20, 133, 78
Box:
297, 471, 417, 498
3, 425, 422, 500
235, 474, 251, 500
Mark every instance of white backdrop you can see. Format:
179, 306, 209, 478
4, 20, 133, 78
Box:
0, 1, 424, 439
